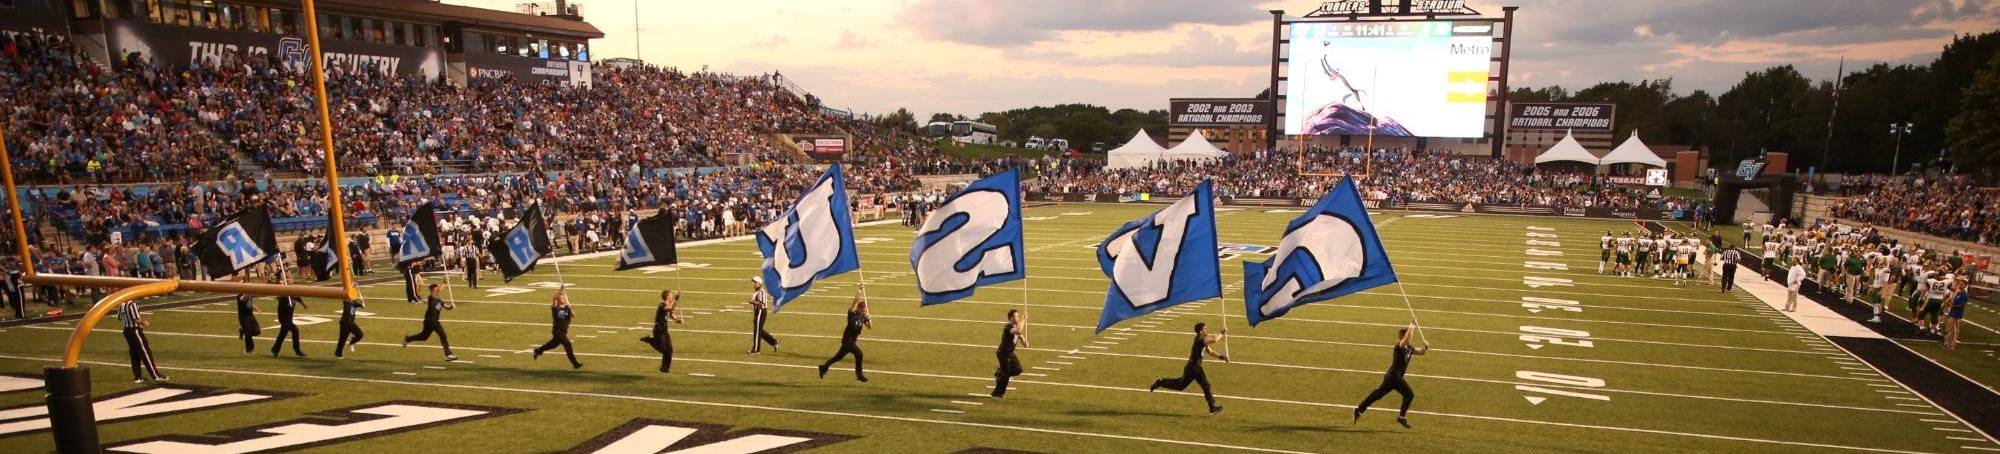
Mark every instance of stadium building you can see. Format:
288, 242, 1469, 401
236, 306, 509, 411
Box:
0, 0, 601, 86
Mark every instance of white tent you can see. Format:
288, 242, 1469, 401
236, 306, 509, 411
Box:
1163, 129, 1229, 161
1600, 132, 1668, 167
1533, 130, 1600, 165
1105, 130, 1168, 170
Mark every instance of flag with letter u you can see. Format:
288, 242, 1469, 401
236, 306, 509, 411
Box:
488, 204, 553, 283
910, 169, 1025, 305
1096, 181, 1221, 332
616, 212, 679, 270
1243, 177, 1397, 326
757, 164, 861, 310
193, 206, 280, 279
396, 202, 443, 266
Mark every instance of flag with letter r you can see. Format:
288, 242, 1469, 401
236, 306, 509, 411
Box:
1095, 181, 1221, 332
910, 169, 1025, 305
488, 204, 553, 282
756, 164, 860, 310
1243, 177, 1397, 326
616, 212, 679, 271
193, 206, 280, 279
396, 202, 443, 266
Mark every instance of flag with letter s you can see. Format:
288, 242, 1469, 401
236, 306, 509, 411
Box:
756, 164, 861, 310
910, 170, 1025, 305
1243, 177, 1397, 326
1095, 181, 1222, 332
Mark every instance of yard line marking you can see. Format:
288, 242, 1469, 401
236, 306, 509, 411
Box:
950, 400, 985, 406
1964, 446, 2000, 452
1032, 367, 1061, 371
1885, 397, 1919, 401
1048, 361, 1075, 366
4, 352, 1924, 454
478, 354, 502, 359
1059, 356, 1087, 360
1923, 419, 1959, 424
1092, 341, 1118, 345
1874, 389, 1908, 394
423, 366, 447, 370
1947, 437, 1985, 441
688, 373, 715, 377
1936, 428, 1975, 433
392, 372, 418, 376
929, 409, 965, 414
1021, 373, 1048, 377
966, 393, 990, 398
1898, 404, 1934, 408
1081, 345, 1109, 349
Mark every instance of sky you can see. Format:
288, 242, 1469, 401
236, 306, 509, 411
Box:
448, 0, 2000, 120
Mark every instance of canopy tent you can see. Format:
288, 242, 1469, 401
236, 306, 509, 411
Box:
1163, 129, 1229, 161
1105, 130, 1168, 170
1600, 132, 1668, 167
1533, 131, 1600, 165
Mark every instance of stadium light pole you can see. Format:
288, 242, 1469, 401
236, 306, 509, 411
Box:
1888, 122, 1913, 175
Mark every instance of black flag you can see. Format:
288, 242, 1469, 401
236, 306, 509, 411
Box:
395, 203, 443, 267
488, 204, 552, 282
314, 215, 344, 282
193, 206, 280, 279
615, 212, 678, 270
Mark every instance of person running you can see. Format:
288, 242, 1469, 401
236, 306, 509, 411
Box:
235, 292, 260, 355
334, 298, 365, 358
1944, 280, 1969, 349
992, 309, 1028, 398
1354, 324, 1428, 429
402, 283, 457, 362
269, 293, 307, 357
1149, 322, 1228, 415
639, 290, 685, 373
818, 287, 872, 382
533, 289, 584, 369
119, 299, 168, 383
747, 277, 780, 354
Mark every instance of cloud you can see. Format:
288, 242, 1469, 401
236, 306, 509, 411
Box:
1006, 28, 1265, 68
750, 34, 790, 48
835, 30, 873, 49
894, 0, 1268, 47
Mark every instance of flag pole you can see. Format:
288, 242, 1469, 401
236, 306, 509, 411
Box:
1217, 295, 1231, 358
1393, 280, 1428, 345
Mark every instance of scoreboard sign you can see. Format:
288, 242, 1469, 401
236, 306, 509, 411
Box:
1169, 99, 1270, 127
1508, 102, 1616, 132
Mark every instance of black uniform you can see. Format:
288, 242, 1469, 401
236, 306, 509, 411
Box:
402, 266, 420, 303
235, 295, 260, 354
992, 321, 1024, 398
119, 301, 165, 381
335, 299, 364, 358
462, 247, 479, 289
403, 296, 453, 358
533, 304, 581, 367
748, 291, 779, 353
270, 296, 305, 356
4, 268, 24, 320
638, 304, 675, 372
1151, 334, 1219, 412
1356, 344, 1418, 418
818, 309, 868, 381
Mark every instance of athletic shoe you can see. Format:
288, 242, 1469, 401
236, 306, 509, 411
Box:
1867, 316, 1881, 323
1352, 408, 1363, 424
658, 367, 669, 374
133, 379, 144, 384
270, 349, 278, 357
1208, 406, 1223, 416
533, 350, 542, 360
1148, 382, 1159, 392
856, 375, 868, 383
1397, 417, 1412, 429
571, 362, 584, 369
156, 376, 168, 382
445, 355, 458, 362
990, 392, 1004, 399
817, 364, 828, 379
401, 339, 409, 348
771, 340, 780, 352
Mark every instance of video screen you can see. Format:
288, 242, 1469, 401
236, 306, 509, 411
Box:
1284, 21, 1494, 138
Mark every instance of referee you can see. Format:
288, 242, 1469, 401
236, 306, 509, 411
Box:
334, 298, 365, 359
1353, 324, 1428, 429
1720, 248, 1741, 293
638, 290, 685, 373
746, 277, 780, 354
532, 290, 583, 369
401, 283, 457, 362
118, 299, 167, 383
1149, 322, 1227, 415
991, 309, 1028, 398
818, 287, 871, 382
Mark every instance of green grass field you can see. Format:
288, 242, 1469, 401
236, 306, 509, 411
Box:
2, 204, 1996, 453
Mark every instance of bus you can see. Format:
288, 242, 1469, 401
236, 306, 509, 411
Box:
924, 121, 952, 137
949, 120, 998, 145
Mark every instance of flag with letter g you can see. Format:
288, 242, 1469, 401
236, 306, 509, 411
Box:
193, 206, 280, 279
1243, 177, 1397, 326
756, 164, 860, 310
488, 204, 553, 283
910, 169, 1025, 305
1095, 181, 1222, 332
616, 212, 679, 270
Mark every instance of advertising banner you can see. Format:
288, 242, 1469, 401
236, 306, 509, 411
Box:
106, 19, 442, 79
789, 135, 849, 162
467, 52, 592, 86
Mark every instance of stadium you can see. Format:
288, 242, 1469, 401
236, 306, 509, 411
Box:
1, 0, 1997, 452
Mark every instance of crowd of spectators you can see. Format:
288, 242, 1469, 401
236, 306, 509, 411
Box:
1828, 175, 1998, 246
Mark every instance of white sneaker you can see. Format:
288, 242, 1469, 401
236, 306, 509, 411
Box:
1867, 316, 1880, 323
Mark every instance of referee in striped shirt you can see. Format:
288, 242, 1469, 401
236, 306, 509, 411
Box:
118, 300, 167, 383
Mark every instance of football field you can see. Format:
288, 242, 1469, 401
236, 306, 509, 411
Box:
2, 203, 1996, 453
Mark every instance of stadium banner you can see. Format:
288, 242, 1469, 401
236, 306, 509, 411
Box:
790, 135, 850, 162
1096, 181, 1223, 332
467, 52, 592, 86
911, 170, 1026, 305
103, 19, 443, 79
757, 164, 861, 309
1169, 98, 1271, 127
1244, 178, 1398, 326
1506, 102, 1616, 131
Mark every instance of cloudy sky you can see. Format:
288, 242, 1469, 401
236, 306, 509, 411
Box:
448, 0, 1999, 119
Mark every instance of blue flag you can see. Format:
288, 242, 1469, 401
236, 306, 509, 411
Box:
757, 164, 861, 310
910, 170, 1025, 305
1243, 177, 1397, 326
1096, 181, 1221, 332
